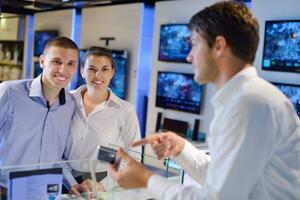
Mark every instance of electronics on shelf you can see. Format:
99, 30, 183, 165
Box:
155, 71, 203, 114
34, 30, 58, 56
158, 24, 191, 63
262, 20, 300, 73
272, 82, 300, 117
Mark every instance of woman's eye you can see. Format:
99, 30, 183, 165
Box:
88, 68, 97, 73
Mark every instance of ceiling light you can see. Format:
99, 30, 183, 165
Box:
89, 0, 112, 5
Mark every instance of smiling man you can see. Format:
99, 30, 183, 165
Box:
0, 37, 78, 188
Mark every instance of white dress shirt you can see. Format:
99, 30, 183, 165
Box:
147, 67, 300, 200
65, 85, 141, 172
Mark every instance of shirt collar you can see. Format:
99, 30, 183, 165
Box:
29, 74, 66, 105
107, 88, 121, 107
72, 85, 121, 107
29, 74, 44, 98
210, 67, 258, 109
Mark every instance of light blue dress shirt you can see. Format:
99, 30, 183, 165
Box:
0, 75, 75, 186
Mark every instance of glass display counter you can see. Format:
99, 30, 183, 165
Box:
0, 149, 182, 200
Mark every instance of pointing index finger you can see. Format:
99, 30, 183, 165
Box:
132, 135, 160, 147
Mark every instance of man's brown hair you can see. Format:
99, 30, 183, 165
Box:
43, 36, 78, 55
188, 1, 259, 63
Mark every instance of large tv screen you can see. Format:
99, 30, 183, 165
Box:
262, 20, 300, 73
110, 50, 127, 99
272, 82, 300, 117
158, 24, 191, 63
156, 71, 202, 114
77, 49, 127, 99
34, 30, 58, 56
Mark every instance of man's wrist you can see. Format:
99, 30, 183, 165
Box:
174, 138, 186, 157
142, 169, 154, 188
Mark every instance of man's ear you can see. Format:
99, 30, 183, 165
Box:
39, 55, 45, 69
214, 36, 227, 57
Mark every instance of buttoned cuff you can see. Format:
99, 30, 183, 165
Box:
174, 140, 195, 164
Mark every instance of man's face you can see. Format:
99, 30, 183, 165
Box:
39, 46, 78, 90
187, 31, 219, 84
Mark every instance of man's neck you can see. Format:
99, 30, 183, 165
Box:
41, 77, 60, 106
214, 57, 252, 89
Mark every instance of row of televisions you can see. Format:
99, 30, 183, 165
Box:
158, 20, 300, 73
33, 19, 300, 74
156, 71, 300, 118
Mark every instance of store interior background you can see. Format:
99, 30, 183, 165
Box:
0, 0, 299, 169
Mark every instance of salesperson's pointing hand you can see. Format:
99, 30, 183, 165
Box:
132, 131, 186, 160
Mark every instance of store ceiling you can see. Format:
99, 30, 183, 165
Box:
1, 0, 172, 15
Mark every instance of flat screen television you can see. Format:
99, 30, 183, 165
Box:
34, 30, 58, 56
272, 82, 300, 117
156, 71, 202, 114
8, 168, 63, 200
33, 61, 42, 78
76, 49, 87, 87
77, 49, 127, 99
262, 20, 300, 73
110, 50, 127, 99
158, 24, 191, 63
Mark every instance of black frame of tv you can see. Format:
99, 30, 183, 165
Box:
158, 23, 191, 63
155, 71, 203, 114
271, 81, 300, 117
262, 20, 300, 73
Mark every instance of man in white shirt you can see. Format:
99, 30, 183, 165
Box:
109, 1, 300, 199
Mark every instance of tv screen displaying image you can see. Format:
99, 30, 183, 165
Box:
109, 50, 127, 99
77, 49, 127, 99
34, 30, 58, 56
262, 20, 300, 73
158, 24, 191, 63
33, 61, 42, 78
76, 49, 87, 87
272, 82, 300, 117
156, 71, 203, 114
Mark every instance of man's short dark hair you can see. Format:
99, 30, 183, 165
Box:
82, 46, 115, 69
188, 1, 259, 63
43, 36, 78, 55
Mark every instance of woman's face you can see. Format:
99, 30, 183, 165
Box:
81, 55, 114, 91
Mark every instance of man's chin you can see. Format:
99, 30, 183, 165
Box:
53, 81, 68, 89
194, 75, 208, 84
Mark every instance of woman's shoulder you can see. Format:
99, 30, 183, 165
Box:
109, 91, 134, 110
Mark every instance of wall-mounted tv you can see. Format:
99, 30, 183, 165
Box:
158, 24, 191, 63
110, 50, 127, 99
76, 49, 87, 87
33, 61, 42, 78
34, 30, 58, 56
156, 71, 203, 114
77, 49, 127, 99
262, 20, 300, 73
272, 82, 300, 117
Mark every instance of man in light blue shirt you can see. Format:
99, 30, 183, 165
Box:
0, 37, 78, 189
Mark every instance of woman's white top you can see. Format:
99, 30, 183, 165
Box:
65, 85, 141, 172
